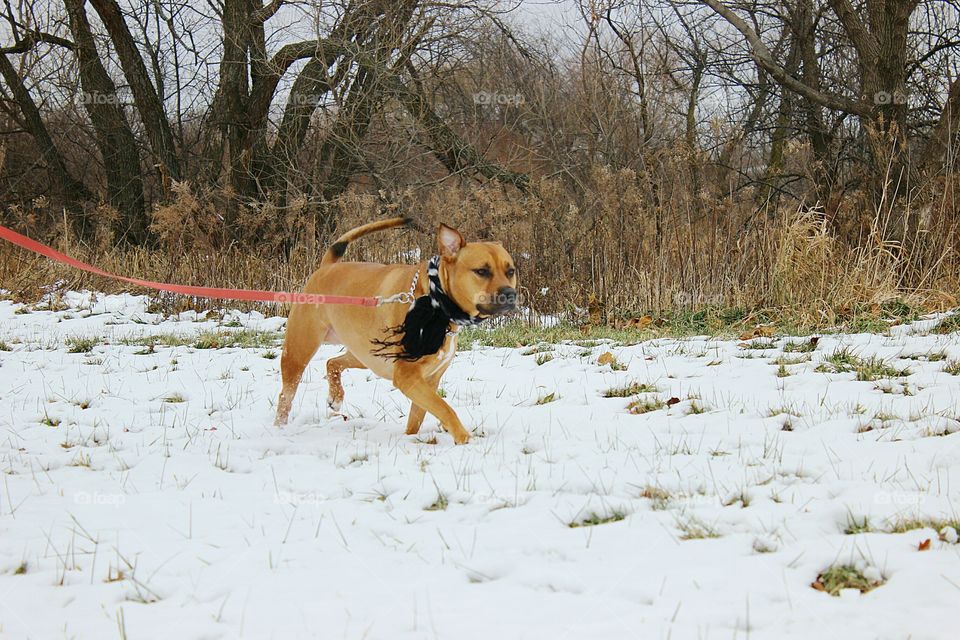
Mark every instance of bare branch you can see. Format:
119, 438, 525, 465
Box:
699, 0, 871, 117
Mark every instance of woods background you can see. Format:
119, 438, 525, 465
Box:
1, 0, 958, 323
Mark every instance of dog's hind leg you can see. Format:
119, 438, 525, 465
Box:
275, 307, 326, 426
326, 351, 367, 415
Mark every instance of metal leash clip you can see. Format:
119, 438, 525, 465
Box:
376, 269, 419, 306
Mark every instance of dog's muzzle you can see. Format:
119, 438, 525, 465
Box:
477, 287, 518, 316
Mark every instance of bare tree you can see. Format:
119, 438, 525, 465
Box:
65, 0, 146, 242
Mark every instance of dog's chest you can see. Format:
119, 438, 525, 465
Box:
428, 335, 457, 376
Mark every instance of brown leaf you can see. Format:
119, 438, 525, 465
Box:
597, 352, 616, 366
918, 538, 932, 551
809, 336, 820, 347
632, 315, 654, 329
741, 326, 775, 340
666, 397, 680, 407
811, 579, 826, 592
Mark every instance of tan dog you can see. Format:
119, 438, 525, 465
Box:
274, 218, 518, 444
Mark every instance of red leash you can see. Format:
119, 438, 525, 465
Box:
0, 224, 380, 307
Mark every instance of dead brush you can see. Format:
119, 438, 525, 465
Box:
2, 175, 958, 322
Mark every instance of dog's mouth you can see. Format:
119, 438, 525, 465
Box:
474, 288, 518, 318
476, 302, 516, 317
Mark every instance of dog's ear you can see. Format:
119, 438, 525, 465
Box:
438, 224, 465, 258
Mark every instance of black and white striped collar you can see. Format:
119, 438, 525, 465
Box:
426, 255, 485, 327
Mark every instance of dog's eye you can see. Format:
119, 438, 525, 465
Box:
505, 267, 516, 278
473, 267, 492, 278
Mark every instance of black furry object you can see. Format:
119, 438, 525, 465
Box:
373, 255, 486, 361
372, 295, 452, 361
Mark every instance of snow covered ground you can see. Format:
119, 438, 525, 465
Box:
1, 292, 959, 639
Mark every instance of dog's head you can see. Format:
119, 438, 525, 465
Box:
437, 224, 518, 318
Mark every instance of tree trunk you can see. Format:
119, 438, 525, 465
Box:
208, 0, 255, 206
794, 0, 830, 164
860, 0, 914, 196
0, 52, 92, 226
685, 63, 703, 194
87, 0, 181, 184
263, 55, 333, 197
64, 0, 147, 244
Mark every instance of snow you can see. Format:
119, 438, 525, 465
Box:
1, 292, 960, 639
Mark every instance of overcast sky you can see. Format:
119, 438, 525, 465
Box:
501, 0, 580, 37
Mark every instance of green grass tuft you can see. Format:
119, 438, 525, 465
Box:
535, 392, 558, 405
521, 344, 554, 356
627, 397, 666, 414
783, 338, 819, 353
40, 414, 61, 427
816, 348, 910, 380
741, 340, 776, 350
676, 515, 721, 540
943, 361, 960, 376
569, 510, 627, 528
603, 381, 658, 397
884, 515, 960, 534
425, 494, 449, 511
932, 314, 960, 335
65, 336, 99, 353
813, 565, 883, 596
843, 514, 872, 534
121, 329, 281, 351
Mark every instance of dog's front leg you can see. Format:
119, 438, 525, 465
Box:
393, 363, 470, 444
405, 372, 444, 436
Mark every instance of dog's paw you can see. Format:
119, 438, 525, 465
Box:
326, 401, 348, 421
452, 430, 471, 445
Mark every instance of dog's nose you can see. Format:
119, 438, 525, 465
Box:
497, 287, 518, 309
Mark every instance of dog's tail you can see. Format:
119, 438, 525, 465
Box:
321, 217, 413, 265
